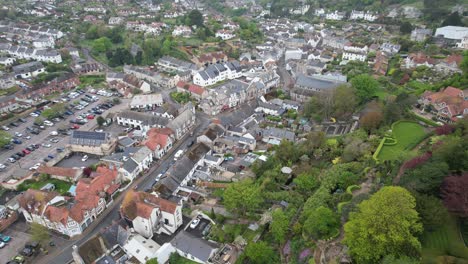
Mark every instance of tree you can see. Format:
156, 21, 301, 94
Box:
270, 208, 289, 244
41, 103, 66, 119
0, 131, 12, 148
223, 179, 263, 215
360, 111, 383, 132
92, 37, 112, 54
399, 161, 449, 195
400, 21, 413, 34
381, 255, 419, 264
351, 74, 379, 103
414, 193, 448, 231
146, 258, 159, 264
303, 206, 340, 240
187, 10, 204, 27
442, 12, 464, 26
432, 137, 468, 171
30, 223, 50, 244
293, 172, 319, 196
275, 139, 300, 164
333, 85, 357, 118
96, 116, 105, 127
344, 187, 422, 263
441, 173, 468, 217
244, 241, 278, 264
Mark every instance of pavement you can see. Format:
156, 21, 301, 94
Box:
35, 111, 211, 264
0, 93, 128, 182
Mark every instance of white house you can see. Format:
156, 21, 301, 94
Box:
193, 61, 242, 87
124, 234, 176, 264
172, 26, 192, 37
121, 191, 183, 239
349, 10, 378, 21
434, 26, 468, 41
215, 30, 236, 40
129, 93, 163, 110
342, 51, 367, 62
326, 11, 345, 20
12, 61, 45, 79
0, 57, 16, 66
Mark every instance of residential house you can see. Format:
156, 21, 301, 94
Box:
435, 54, 463, 74
116, 111, 170, 134
167, 102, 196, 140
143, 128, 175, 159
129, 93, 163, 110
284, 38, 306, 49
411, 28, 432, 42
373, 51, 389, 76
196, 124, 225, 148
215, 30, 236, 40
458, 36, 468, 49
193, 61, 242, 87
0, 57, 15, 66
258, 127, 296, 145
176, 81, 208, 100
213, 134, 257, 154
18, 166, 120, 237
171, 231, 219, 264
325, 11, 346, 20
12, 61, 45, 79
322, 37, 349, 50
196, 52, 228, 67
434, 26, 468, 42
157, 56, 198, 74
172, 26, 192, 37
124, 65, 180, 89
108, 16, 124, 25
349, 10, 378, 21
420, 86, 468, 122
403, 53, 435, 69
120, 190, 183, 238
255, 101, 285, 116
198, 79, 249, 115
69, 131, 117, 156
100, 146, 154, 182
123, 234, 175, 264
380, 43, 401, 55
0, 72, 15, 89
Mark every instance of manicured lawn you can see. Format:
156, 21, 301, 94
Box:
421, 215, 468, 263
377, 121, 427, 161
18, 178, 72, 195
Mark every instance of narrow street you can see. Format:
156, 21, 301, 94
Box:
37, 112, 211, 264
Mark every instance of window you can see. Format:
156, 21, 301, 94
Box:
164, 219, 169, 225
136, 249, 140, 253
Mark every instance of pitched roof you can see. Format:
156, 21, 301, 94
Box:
121, 190, 178, 220
37, 166, 82, 179
176, 81, 206, 96
143, 127, 173, 151
171, 231, 219, 262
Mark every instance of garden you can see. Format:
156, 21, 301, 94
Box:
375, 121, 428, 161
17, 177, 72, 195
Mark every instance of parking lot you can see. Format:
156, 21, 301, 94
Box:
0, 91, 129, 182
56, 153, 100, 168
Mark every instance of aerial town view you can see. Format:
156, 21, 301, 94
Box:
0, 0, 467, 263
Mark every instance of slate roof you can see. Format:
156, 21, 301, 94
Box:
295, 74, 345, 91
171, 231, 219, 263
70, 131, 110, 146
12, 61, 44, 74
117, 111, 169, 127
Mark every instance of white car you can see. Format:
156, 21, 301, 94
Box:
29, 163, 42, 171
42, 143, 52, 148
0, 241, 5, 248
82, 155, 89, 162
24, 136, 31, 140
0, 163, 6, 170
2, 126, 9, 131
190, 218, 200, 229
44, 121, 54, 127
14, 132, 22, 137
30, 113, 39, 117
50, 131, 58, 136
95, 129, 103, 132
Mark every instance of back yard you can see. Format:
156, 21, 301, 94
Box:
377, 121, 427, 161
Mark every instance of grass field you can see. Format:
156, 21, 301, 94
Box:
18, 178, 72, 195
378, 121, 427, 161
421, 215, 468, 263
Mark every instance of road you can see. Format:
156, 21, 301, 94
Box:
37, 111, 211, 264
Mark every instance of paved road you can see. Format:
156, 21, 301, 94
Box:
36, 111, 211, 264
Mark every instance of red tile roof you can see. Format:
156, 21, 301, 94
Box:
37, 166, 82, 179
143, 128, 173, 151
409, 52, 435, 65
423, 86, 466, 118
445, 54, 462, 65
176, 81, 205, 96
121, 190, 178, 220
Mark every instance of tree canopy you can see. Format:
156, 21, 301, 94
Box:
223, 179, 263, 215
244, 241, 279, 264
344, 186, 422, 263
351, 74, 379, 103
441, 173, 468, 218
0, 131, 12, 148
270, 208, 289, 244
303, 206, 340, 240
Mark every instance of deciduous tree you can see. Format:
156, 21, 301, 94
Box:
30, 223, 50, 244
399, 161, 449, 195
244, 241, 278, 264
303, 206, 340, 240
441, 173, 468, 217
0, 131, 12, 148
223, 179, 263, 215
351, 74, 379, 103
344, 187, 422, 263
270, 208, 289, 244
414, 193, 448, 231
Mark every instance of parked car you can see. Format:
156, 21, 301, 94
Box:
3, 144, 13, 150
29, 163, 42, 171
49, 131, 58, 136
32, 144, 40, 149
56, 148, 64, 153
18, 118, 27, 123
22, 149, 30, 155
41, 143, 51, 148
70, 124, 80, 129
48, 154, 55, 159
0, 234, 11, 242
16, 152, 25, 157
8, 158, 16, 163
81, 155, 88, 162
0, 164, 6, 170
43, 157, 50, 162
86, 114, 95, 120
9, 122, 19, 127
26, 146, 34, 152
50, 138, 59, 143
24, 136, 31, 140
0, 241, 5, 248
11, 138, 22, 144
20, 247, 34, 257
2, 125, 10, 131
11, 255, 24, 264
190, 218, 200, 229
30, 130, 39, 135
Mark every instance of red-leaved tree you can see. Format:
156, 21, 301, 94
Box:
402, 152, 432, 170
441, 173, 468, 217
435, 124, 455, 135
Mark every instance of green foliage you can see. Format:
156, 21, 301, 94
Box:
303, 206, 340, 240
399, 161, 449, 195
186, 10, 204, 27
170, 92, 191, 104
293, 171, 319, 197
381, 255, 419, 264
442, 12, 464, 26
342, 61, 371, 80
244, 241, 279, 264
17, 178, 72, 195
146, 258, 159, 264
432, 136, 468, 172
92, 37, 112, 54
233, 17, 263, 44
377, 121, 427, 161
30, 223, 50, 244
168, 253, 198, 264
41, 103, 66, 119
0, 131, 12, 148
351, 74, 379, 103
344, 187, 422, 263
270, 208, 289, 244
223, 179, 263, 215
414, 193, 449, 232
107, 48, 134, 67
96, 116, 105, 127
400, 21, 413, 34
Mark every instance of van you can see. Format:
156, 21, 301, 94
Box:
174, 150, 184, 161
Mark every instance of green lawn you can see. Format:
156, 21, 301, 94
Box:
377, 121, 427, 161
421, 215, 468, 263
18, 178, 72, 195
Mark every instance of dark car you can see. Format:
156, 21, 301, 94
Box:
187, 140, 194, 147
20, 247, 34, 257
18, 118, 27, 123
43, 157, 50, 162
11, 154, 21, 160
16, 152, 25, 157
3, 144, 13, 150
9, 122, 19, 127
56, 148, 64, 153
47, 154, 54, 159
32, 144, 40, 149
30, 130, 39, 135
26, 146, 35, 152
26, 127, 33, 132
12, 138, 22, 144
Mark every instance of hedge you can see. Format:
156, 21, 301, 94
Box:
409, 112, 440, 127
